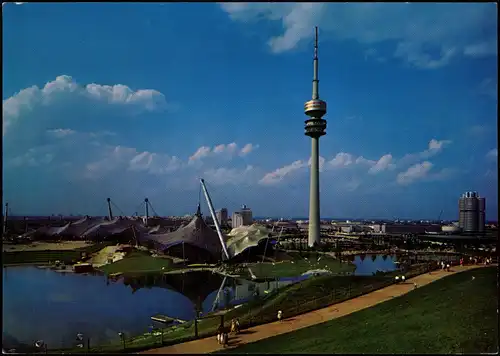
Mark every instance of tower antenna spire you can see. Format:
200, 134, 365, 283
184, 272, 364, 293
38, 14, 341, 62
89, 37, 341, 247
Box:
312, 26, 319, 100
314, 26, 318, 58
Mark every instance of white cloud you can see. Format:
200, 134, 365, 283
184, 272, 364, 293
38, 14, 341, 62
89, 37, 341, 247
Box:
3, 75, 259, 196
328, 153, 354, 168
464, 40, 498, 58
355, 156, 376, 166
189, 146, 212, 161
46, 128, 76, 138
9, 127, 258, 189
128, 151, 181, 175
8, 147, 54, 168
486, 148, 497, 160
2, 2, 25, 7
240, 143, 259, 156
368, 154, 395, 174
259, 138, 452, 187
259, 160, 307, 185
203, 166, 258, 186
85, 141, 259, 181
427, 138, 451, 152
3, 75, 168, 135
189, 142, 258, 162
397, 161, 433, 185
398, 138, 452, 166
220, 3, 497, 69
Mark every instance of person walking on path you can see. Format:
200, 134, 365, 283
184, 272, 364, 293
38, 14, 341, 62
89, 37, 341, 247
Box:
223, 332, 229, 347
277, 310, 283, 322
216, 324, 225, 345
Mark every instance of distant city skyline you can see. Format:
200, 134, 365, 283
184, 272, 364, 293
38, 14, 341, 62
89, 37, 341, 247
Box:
3, 3, 498, 220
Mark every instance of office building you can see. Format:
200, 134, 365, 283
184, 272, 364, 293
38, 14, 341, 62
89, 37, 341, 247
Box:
458, 191, 486, 233
232, 212, 243, 228
216, 208, 228, 226
240, 205, 253, 225
232, 205, 253, 228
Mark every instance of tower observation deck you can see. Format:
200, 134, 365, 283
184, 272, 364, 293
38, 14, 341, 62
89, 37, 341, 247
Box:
304, 27, 327, 138
304, 27, 327, 248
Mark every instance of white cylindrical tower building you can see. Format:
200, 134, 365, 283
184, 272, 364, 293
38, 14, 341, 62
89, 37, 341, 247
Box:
304, 27, 327, 247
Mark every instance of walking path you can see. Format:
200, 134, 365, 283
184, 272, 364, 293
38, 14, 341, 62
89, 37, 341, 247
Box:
140, 264, 490, 354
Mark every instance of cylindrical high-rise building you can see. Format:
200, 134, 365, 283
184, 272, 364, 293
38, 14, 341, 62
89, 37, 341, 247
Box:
458, 191, 485, 233
304, 27, 327, 247
458, 198, 466, 229
478, 197, 486, 232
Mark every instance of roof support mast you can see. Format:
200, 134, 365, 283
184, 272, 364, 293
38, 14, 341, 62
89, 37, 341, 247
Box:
200, 179, 230, 260
106, 198, 113, 220
3, 202, 8, 234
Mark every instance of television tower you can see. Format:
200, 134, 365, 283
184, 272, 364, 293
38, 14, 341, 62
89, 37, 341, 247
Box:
304, 27, 327, 247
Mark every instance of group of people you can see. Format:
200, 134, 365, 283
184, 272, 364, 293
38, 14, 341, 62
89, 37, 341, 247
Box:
216, 318, 240, 347
394, 275, 406, 283
440, 261, 451, 272
216, 328, 228, 347
483, 257, 493, 265
459, 256, 493, 267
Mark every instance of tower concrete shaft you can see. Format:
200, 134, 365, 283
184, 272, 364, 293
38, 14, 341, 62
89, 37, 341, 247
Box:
308, 137, 321, 247
304, 27, 327, 248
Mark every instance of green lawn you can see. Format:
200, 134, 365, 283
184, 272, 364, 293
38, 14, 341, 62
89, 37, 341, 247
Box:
217, 266, 498, 354
98, 251, 174, 275
2, 242, 113, 265
247, 253, 355, 278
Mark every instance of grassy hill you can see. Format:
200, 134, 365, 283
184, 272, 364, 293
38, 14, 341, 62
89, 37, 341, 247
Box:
246, 252, 355, 279
217, 266, 498, 354
98, 251, 174, 275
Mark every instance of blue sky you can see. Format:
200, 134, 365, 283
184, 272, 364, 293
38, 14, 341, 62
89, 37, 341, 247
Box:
3, 3, 498, 220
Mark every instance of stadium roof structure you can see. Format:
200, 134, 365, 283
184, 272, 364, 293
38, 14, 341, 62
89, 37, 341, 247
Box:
22, 216, 148, 239
139, 204, 223, 259
225, 224, 272, 257
147, 225, 173, 234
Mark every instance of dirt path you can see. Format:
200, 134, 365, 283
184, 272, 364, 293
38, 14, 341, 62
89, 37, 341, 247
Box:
140, 264, 490, 354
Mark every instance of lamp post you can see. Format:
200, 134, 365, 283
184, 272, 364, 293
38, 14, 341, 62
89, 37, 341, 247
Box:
76, 333, 90, 352
34, 340, 47, 354
118, 332, 125, 350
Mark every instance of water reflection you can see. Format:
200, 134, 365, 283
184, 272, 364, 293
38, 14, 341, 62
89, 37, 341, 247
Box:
352, 254, 398, 275
2, 267, 306, 349
120, 271, 224, 308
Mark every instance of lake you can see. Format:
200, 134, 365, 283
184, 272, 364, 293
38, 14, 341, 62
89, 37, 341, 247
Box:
352, 254, 398, 275
2, 267, 303, 349
2, 254, 397, 349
